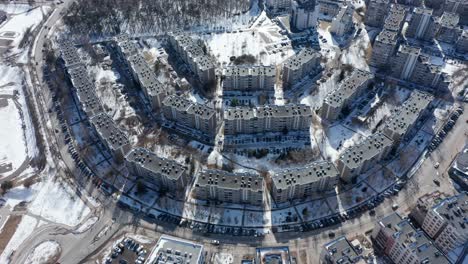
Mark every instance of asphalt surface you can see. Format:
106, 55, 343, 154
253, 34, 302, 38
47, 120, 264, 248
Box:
7, 1, 467, 263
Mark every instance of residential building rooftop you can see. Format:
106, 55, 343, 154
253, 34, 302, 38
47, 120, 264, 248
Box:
383, 4, 406, 32
323, 70, 374, 108
283, 48, 320, 71
196, 169, 263, 192
90, 113, 130, 151
383, 90, 433, 138
431, 193, 467, 235
272, 161, 338, 190
375, 29, 398, 45
439, 12, 459, 28
224, 107, 256, 121
126, 148, 186, 181
256, 104, 312, 118
339, 133, 393, 170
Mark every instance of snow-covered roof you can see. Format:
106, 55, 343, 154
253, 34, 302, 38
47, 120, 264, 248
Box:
90, 113, 130, 151
439, 12, 459, 28
126, 148, 186, 181
323, 236, 361, 264
58, 41, 82, 68
195, 169, 263, 191
224, 106, 256, 120
256, 104, 312, 118
413, 6, 433, 16
163, 95, 215, 120
149, 235, 204, 264
375, 29, 398, 45
383, 4, 406, 32
272, 161, 338, 190
283, 48, 320, 71
338, 132, 393, 170
323, 69, 373, 108
383, 90, 433, 139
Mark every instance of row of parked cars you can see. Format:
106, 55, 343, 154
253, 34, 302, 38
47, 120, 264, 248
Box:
155, 213, 264, 237
282, 180, 406, 234
105, 237, 147, 264
51, 92, 97, 181
427, 107, 463, 154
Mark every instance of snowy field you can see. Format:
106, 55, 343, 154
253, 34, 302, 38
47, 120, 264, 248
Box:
0, 98, 27, 174
29, 178, 90, 226
0, 5, 51, 52
0, 65, 37, 177
203, 11, 294, 66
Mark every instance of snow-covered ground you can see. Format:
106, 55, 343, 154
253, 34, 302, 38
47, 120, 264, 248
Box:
203, 11, 294, 66
0, 215, 37, 263
0, 5, 51, 52
2, 184, 37, 209
0, 100, 27, 173
314, 124, 364, 162
340, 25, 370, 71
0, 65, 37, 177
29, 178, 90, 226
25, 240, 61, 264
75, 216, 98, 233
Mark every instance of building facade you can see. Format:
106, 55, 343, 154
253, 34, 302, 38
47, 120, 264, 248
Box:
291, 0, 319, 31
365, 0, 390, 28
222, 66, 276, 92
126, 148, 188, 191
169, 33, 216, 85
421, 193, 468, 255
372, 213, 449, 264
405, 7, 438, 41
330, 4, 355, 37
224, 104, 312, 135
282, 48, 321, 89
321, 69, 374, 120
337, 133, 393, 183
370, 29, 399, 68
271, 161, 338, 203
192, 169, 264, 205
162, 95, 217, 136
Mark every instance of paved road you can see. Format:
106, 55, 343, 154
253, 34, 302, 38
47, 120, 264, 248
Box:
10, 1, 467, 263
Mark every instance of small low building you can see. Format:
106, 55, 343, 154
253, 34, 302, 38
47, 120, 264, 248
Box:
321, 236, 364, 263
147, 235, 204, 264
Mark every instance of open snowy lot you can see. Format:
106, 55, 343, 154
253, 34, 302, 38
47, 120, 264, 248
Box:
25, 240, 61, 264
28, 178, 91, 226
0, 65, 37, 178
203, 11, 294, 66
0, 5, 51, 52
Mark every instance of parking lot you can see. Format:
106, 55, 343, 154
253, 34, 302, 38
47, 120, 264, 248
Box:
104, 237, 148, 264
